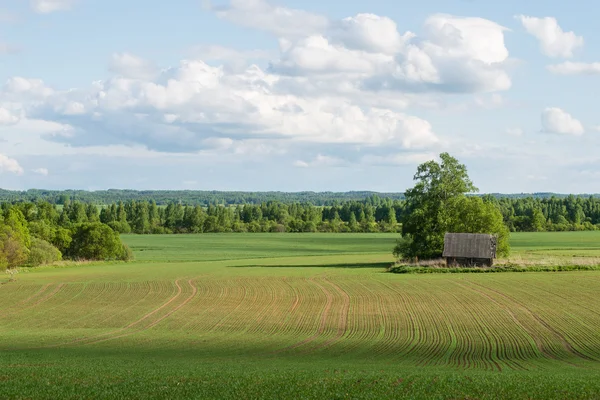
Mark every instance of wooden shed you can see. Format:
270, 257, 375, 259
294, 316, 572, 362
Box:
443, 233, 497, 267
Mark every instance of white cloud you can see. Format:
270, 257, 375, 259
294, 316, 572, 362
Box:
293, 154, 345, 168
9, 59, 440, 151
0, 107, 19, 124
332, 14, 415, 54
206, 0, 329, 38
0, 7, 521, 170
31, 0, 76, 13
516, 15, 583, 58
361, 152, 437, 166
547, 61, 600, 75
4, 77, 54, 99
0, 154, 23, 175
541, 107, 584, 135
505, 127, 523, 136
190, 45, 273, 72
32, 167, 49, 176
271, 35, 393, 75
360, 14, 512, 93
212, 3, 513, 93
109, 53, 159, 80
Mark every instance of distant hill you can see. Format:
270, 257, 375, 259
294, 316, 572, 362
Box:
1, 189, 599, 206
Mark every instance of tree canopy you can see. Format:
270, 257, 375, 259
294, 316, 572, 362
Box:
396, 153, 510, 260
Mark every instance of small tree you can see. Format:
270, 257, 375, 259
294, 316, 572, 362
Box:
27, 238, 62, 266
67, 223, 133, 261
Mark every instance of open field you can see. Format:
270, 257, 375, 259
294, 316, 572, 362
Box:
2, 232, 600, 399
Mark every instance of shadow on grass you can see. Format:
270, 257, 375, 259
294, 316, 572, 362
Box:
229, 262, 392, 269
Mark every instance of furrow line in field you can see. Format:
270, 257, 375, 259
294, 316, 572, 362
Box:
79, 279, 199, 346
486, 279, 600, 362
339, 280, 384, 356
91, 281, 157, 328
39, 280, 185, 348
205, 279, 249, 333
3, 283, 89, 331
2, 283, 52, 312
457, 281, 564, 367
309, 277, 351, 352
245, 278, 288, 337
470, 280, 595, 363
51, 282, 117, 329
375, 280, 422, 359
373, 281, 416, 361
176, 278, 223, 333
271, 278, 334, 353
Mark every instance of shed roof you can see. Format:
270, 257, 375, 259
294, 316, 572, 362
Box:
442, 233, 496, 259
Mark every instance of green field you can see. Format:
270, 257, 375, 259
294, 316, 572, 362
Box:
2, 232, 600, 399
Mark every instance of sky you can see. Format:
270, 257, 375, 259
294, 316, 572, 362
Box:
0, 0, 600, 193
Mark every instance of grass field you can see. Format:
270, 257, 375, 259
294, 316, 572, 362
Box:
2, 232, 600, 399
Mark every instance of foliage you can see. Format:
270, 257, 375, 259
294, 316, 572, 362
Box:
398, 153, 510, 259
67, 223, 133, 261
27, 237, 62, 266
389, 264, 600, 274
0, 208, 31, 270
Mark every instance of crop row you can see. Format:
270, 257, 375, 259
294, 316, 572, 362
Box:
2, 273, 600, 369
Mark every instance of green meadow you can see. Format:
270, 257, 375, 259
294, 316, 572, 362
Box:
2, 232, 600, 399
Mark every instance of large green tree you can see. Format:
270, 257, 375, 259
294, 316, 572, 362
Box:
67, 223, 132, 261
396, 153, 509, 260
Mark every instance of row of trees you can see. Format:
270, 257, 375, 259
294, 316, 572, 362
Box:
0, 189, 405, 207
0, 203, 132, 271
5, 194, 600, 237
6, 194, 600, 237
16, 199, 400, 234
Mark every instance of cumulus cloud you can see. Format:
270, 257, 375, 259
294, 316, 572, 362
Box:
516, 15, 583, 58
0, 154, 23, 175
31, 0, 76, 13
332, 14, 415, 54
1, 5, 520, 165
547, 61, 600, 75
0, 107, 19, 124
11, 58, 440, 152
541, 107, 584, 135
190, 45, 272, 72
270, 13, 512, 93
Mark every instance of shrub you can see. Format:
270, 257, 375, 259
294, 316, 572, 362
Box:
118, 244, 134, 261
27, 238, 62, 267
68, 223, 133, 261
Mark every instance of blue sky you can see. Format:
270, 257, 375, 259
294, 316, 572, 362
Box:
1, 0, 600, 193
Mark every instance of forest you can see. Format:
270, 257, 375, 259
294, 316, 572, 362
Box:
3, 193, 600, 237
0, 188, 595, 206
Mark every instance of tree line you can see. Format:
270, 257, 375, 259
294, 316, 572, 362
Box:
1, 188, 597, 207
3, 193, 600, 238
0, 202, 132, 271
0, 189, 405, 206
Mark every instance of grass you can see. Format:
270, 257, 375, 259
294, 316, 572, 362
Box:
2, 232, 600, 398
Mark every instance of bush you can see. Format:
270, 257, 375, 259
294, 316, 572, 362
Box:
52, 227, 72, 254
27, 238, 62, 267
118, 244, 134, 261
68, 223, 133, 261
107, 221, 132, 234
